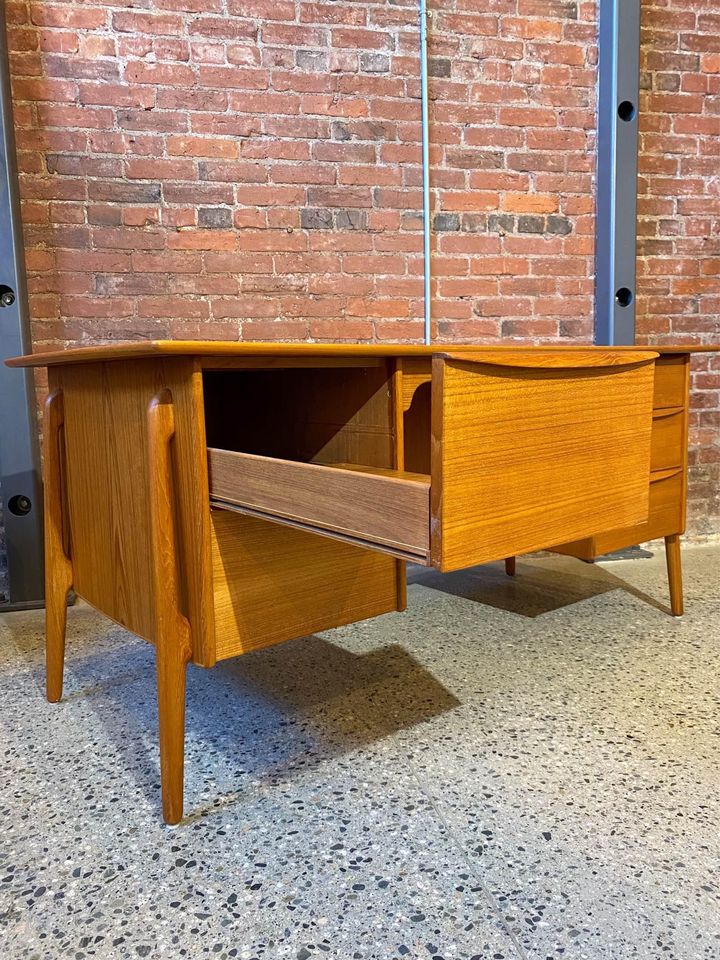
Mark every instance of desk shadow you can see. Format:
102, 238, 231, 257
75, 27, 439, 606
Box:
409, 555, 668, 617
64, 632, 460, 817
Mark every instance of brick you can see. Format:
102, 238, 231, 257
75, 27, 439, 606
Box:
517, 215, 545, 234
198, 207, 233, 229
167, 136, 238, 159
434, 213, 461, 232
503, 192, 558, 213
546, 215, 572, 235
113, 11, 184, 35
301, 208, 333, 230
124, 62, 195, 86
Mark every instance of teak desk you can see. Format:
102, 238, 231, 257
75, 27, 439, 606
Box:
7, 341, 718, 823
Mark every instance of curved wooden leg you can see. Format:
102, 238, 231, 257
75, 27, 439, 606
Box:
505, 556, 516, 577
148, 390, 192, 825
665, 533, 683, 617
44, 390, 73, 703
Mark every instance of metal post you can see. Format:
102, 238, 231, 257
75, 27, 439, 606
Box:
0, 1, 45, 609
594, 0, 641, 345
419, 0, 431, 345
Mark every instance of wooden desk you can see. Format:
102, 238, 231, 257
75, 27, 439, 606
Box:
7, 341, 718, 823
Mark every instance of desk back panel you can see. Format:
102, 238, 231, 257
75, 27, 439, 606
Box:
54, 359, 214, 659
430, 355, 657, 571
203, 364, 394, 468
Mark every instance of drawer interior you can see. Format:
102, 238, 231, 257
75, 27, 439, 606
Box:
203, 364, 431, 562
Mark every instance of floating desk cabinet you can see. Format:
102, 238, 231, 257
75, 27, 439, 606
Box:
6, 341, 718, 824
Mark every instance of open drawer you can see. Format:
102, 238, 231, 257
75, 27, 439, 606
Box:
207, 350, 658, 574
208, 451, 431, 562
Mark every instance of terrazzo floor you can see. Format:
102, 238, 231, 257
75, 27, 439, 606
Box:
1, 544, 719, 960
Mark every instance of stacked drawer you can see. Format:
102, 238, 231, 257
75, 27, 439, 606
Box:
555, 354, 689, 559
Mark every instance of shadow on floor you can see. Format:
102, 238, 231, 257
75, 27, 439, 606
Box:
20, 629, 461, 815
409, 554, 670, 617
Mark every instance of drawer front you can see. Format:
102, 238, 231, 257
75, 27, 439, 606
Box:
553, 468, 685, 559
651, 408, 685, 473
593, 469, 685, 555
430, 351, 657, 572
653, 355, 688, 409
208, 448, 430, 562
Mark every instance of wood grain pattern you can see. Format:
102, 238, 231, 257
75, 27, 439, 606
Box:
650, 408, 684, 473
554, 354, 691, 562
208, 448, 430, 560
211, 509, 400, 660
665, 533, 684, 617
203, 364, 394, 471
403, 380, 431, 475
56, 359, 214, 662
399, 357, 432, 411
43, 383, 74, 703
9, 340, 719, 368
147, 391, 192, 825
653, 355, 689, 408
392, 359, 408, 611
431, 355, 656, 572
553, 469, 684, 560
440, 349, 659, 369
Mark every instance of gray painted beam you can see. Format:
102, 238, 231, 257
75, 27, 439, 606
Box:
0, 2, 45, 609
595, 0, 641, 345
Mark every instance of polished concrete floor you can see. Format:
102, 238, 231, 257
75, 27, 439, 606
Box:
1, 544, 719, 960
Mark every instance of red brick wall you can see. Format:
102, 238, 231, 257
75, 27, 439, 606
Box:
637, 0, 720, 535
4, 0, 719, 534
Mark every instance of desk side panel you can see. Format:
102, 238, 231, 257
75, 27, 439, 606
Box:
57, 359, 214, 659
211, 510, 400, 660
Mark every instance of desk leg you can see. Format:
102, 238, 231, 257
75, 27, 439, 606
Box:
148, 391, 192, 825
44, 390, 73, 703
504, 557, 516, 577
665, 534, 684, 617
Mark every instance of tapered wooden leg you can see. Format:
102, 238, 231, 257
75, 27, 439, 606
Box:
44, 390, 73, 703
156, 633, 188, 825
505, 556, 516, 577
148, 390, 192, 825
665, 533, 684, 617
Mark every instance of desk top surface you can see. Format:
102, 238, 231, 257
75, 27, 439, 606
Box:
6, 339, 720, 368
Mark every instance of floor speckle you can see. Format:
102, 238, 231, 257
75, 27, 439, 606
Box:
1, 545, 718, 959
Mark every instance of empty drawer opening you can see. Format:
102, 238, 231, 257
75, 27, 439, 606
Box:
204, 365, 398, 470
203, 366, 431, 561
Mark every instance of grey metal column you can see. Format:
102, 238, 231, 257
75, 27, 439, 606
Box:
594, 0, 641, 345
0, 1, 45, 609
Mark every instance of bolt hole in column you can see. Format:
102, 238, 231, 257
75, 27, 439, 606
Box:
0, 284, 16, 307
8, 495, 32, 517
617, 100, 636, 122
615, 287, 633, 308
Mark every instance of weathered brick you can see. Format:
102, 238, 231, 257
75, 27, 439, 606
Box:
433, 213, 461, 232
301, 208, 333, 230
517, 215, 545, 234
198, 207, 232, 229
